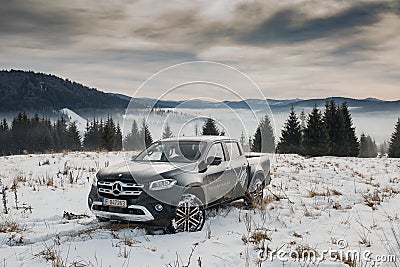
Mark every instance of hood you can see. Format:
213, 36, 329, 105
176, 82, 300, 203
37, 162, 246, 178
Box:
96, 160, 197, 183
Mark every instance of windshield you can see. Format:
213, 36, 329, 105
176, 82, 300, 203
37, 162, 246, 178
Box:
134, 141, 206, 163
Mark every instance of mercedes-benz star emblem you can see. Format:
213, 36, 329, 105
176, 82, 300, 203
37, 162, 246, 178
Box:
112, 182, 122, 195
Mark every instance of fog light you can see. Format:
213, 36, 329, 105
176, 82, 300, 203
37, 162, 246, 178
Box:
155, 204, 163, 212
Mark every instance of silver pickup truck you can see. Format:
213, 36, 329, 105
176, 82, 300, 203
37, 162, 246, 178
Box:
88, 136, 271, 232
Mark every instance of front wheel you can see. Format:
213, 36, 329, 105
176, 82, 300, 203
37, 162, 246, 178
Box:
167, 193, 205, 233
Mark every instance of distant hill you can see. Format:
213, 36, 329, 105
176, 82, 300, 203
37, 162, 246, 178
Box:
275, 97, 400, 113
120, 96, 400, 113
0, 70, 144, 114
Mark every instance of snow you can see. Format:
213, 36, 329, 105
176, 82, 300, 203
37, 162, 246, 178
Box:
60, 108, 87, 134
0, 152, 399, 266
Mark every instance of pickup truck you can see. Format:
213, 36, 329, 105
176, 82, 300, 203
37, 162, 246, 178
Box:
88, 136, 271, 232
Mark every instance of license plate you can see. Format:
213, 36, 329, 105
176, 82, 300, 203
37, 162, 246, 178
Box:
104, 198, 127, 207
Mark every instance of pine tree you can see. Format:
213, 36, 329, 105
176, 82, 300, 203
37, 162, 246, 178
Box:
371, 139, 378, 157
83, 118, 101, 150
389, 118, 400, 158
54, 116, 68, 151
36, 117, 54, 152
340, 103, 359, 156
83, 120, 92, 150
379, 140, 388, 157
123, 120, 141, 151
251, 128, 262, 152
162, 123, 173, 139
324, 100, 346, 156
140, 119, 153, 148
299, 109, 306, 133
277, 107, 302, 154
100, 116, 116, 151
30, 114, 41, 152
43, 117, 54, 152
202, 118, 220, 136
251, 114, 275, 153
11, 112, 30, 154
301, 106, 329, 156
0, 119, 11, 155
115, 123, 122, 151
66, 122, 81, 151
359, 134, 377, 158
359, 134, 368, 157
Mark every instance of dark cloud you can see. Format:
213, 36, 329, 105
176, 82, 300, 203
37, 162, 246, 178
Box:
131, 11, 236, 49
327, 41, 376, 65
0, 0, 399, 100
0, 1, 82, 47
95, 49, 197, 64
0, 0, 127, 49
0, 1, 67, 33
237, 2, 398, 45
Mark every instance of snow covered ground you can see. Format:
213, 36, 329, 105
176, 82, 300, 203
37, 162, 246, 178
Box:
0, 152, 399, 266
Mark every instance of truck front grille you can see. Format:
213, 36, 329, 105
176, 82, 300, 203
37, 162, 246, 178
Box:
97, 180, 144, 198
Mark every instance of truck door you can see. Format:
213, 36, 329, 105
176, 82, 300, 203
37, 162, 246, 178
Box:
225, 141, 248, 198
203, 142, 231, 204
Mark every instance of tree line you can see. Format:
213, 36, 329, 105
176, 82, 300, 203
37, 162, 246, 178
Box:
0, 113, 123, 155
1, 105, 399, 158
276, 100, 400, 158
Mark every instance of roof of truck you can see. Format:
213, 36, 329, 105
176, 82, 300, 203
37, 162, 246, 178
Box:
160, 136, 237, 142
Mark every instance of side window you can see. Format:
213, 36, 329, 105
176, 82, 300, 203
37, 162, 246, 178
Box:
226, 142, 242, 160
207, 143, 226, 161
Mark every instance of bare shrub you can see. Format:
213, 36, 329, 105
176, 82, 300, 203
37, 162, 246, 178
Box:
242, 230, 271, 246
35, 243, 67, 267
1, 184, 8, 214
308, 187, 328, 198
0, 218, 24, 233
362, 190, 381, 210
329, 189, 343, 196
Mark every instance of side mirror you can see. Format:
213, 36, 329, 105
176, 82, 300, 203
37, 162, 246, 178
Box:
198, 160, 208, 173
198, 157, 223, 173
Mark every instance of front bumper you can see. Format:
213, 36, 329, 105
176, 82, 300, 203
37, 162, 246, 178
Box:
91, 201, 155, 221
88, 185, 178, 226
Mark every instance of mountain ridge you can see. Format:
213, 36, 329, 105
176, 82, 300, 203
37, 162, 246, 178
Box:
111, 94, 400, 113
0, 69, 398, 114
0, 70, 145, 114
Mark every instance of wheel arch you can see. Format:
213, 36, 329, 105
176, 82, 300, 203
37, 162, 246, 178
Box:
184, 184, 206, 205
248, 171, 269, 192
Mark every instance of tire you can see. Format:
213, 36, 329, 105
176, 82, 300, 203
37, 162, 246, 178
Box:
245, 175, 265, 207
167, 193, 206, 233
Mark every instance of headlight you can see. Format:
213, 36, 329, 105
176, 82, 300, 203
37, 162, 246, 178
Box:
149, 179, 177, 191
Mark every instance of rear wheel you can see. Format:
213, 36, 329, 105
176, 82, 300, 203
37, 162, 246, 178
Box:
167, 193, 205, 233
245, 175, 265, 207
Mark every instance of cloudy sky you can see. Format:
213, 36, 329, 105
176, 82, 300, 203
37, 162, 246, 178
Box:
1, 0, 399, 100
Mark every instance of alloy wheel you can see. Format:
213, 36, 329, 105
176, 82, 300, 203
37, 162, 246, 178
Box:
172, 193, 205, 232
